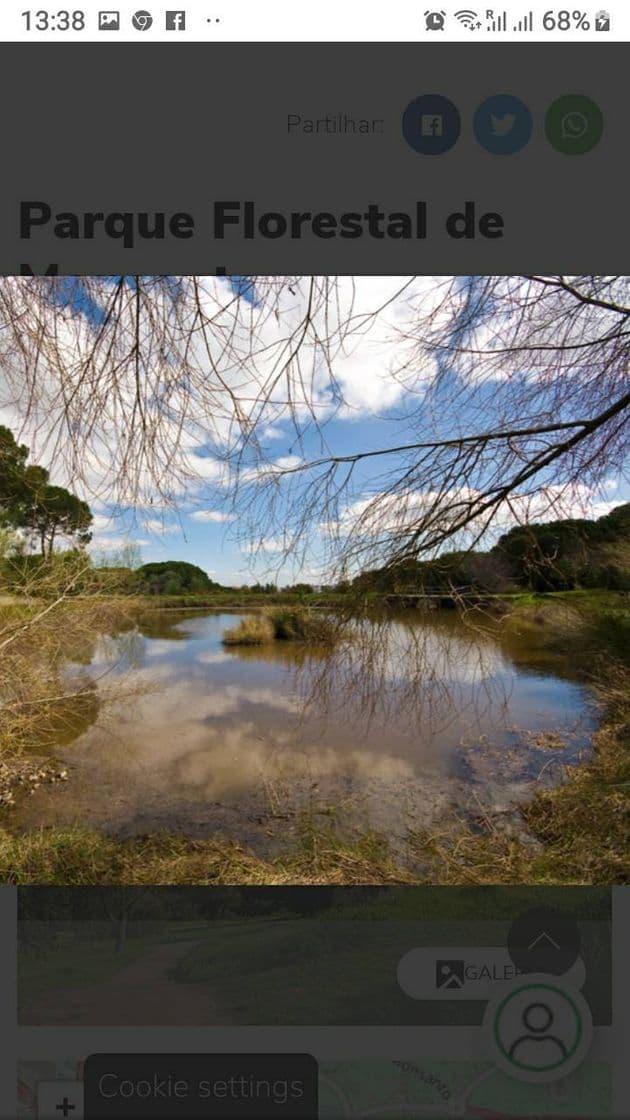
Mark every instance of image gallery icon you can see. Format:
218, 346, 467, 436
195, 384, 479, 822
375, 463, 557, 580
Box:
98, 10, 120, 30
436, 960, 465, 990
166, 10, 186, 30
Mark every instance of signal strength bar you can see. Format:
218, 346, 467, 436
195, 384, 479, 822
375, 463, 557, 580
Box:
513, 10, 534, 31
487, 11, 507, 31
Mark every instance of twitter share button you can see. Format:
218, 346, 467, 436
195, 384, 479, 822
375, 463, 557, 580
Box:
473, 94, 533, 154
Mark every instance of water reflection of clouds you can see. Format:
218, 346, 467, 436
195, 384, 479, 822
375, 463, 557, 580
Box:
144, 640, 179, 659
196, 650, 233, 666
22, 610, 593, 840
362, 619, 508, 685
174, 727, 427, 804
116, 678, 298, 724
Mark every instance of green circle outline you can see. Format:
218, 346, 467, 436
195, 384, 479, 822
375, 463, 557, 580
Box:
493, 982, 583, 1073
544, 94, 604, 155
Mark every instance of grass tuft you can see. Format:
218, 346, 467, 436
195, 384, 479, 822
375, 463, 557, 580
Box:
0, 822, 413, 886
223, 606, 341, 647
221, 615, 276, 646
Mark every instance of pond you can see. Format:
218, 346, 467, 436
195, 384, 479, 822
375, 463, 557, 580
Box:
13, 608, 596, 848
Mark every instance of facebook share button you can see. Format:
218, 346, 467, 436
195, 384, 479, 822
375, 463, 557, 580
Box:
402, 94, 461, 154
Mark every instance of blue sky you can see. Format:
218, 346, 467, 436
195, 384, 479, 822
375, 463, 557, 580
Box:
91, 406, 424, 585
13, 275, 627, 586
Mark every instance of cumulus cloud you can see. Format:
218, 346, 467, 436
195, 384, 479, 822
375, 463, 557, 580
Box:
142, 518, 178, 534
90, 535, 150, 552
323, 481, 626, 556
241, 536, 287, 555
189, 510, 236, 523
2, 276, 626, 577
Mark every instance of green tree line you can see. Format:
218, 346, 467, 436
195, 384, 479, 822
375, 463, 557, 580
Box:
351, 503, 630, 595
0, 426, 92, 559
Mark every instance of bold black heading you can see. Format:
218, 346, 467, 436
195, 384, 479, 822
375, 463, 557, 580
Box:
19, 200, 505, 249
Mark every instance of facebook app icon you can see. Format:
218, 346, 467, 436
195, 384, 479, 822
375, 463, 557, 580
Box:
421, 114, 443, 137
402, 94, 461, 154
166, 10, 186, 29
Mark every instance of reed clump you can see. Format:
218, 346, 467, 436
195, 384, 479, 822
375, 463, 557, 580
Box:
223, 606, 340, 647
221, 615, 276, 645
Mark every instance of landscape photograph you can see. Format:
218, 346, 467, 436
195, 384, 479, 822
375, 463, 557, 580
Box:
0, 275, 628, 885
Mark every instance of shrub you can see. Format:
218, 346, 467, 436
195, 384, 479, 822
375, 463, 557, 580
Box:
1, 550, 95, 597
222, 616, 275, 645
222, 607, 340, 647
133, 561, 219, 596
267, 607, 339, 645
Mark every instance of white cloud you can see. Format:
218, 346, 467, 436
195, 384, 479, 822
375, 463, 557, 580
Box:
142, 518, 178, 534
2, 276, 626, 579
90, 535, 149, 553
272, 455, 303, 471
189, 510, 236, 523
91, 513, 114, 533
322, 481, 627, 557
241, 536, 287, 555
493, 483, 625, 530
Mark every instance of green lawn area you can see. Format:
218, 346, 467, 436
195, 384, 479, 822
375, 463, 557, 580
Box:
168, 905, 610, 1025
19, 938, 151, 1001
18, 921, 209, 1001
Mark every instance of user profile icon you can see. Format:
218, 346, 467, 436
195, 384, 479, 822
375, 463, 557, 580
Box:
402, 94, 461, 155
473, 94, 533, 154
483, 973, 593, 1084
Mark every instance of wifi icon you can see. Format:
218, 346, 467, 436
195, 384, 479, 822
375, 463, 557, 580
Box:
455, 9, 481, 29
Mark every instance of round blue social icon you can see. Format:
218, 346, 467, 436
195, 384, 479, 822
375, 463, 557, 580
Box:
473, 94, 533, 154
402, 94, 461, 155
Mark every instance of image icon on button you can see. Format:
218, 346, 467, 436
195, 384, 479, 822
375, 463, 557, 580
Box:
473, 94, 533, 154
402, 94, 461, 154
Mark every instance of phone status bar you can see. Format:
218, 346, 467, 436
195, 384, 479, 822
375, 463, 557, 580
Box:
5, 1, 628, 41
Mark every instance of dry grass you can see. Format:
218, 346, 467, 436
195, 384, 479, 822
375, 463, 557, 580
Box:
222, 615, 276, 645
0, 589, 626, 886
0, 670, 627, 882
0, 560, 143, 819
520, 663, 630, 882
0, 595, 136, 756
0, 818, 414, 886
406, 613, 630, 884
223, 606, 341, 648
266, 606, 341, 645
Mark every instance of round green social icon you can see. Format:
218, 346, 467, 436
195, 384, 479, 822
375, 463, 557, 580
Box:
545, 95, 603, 154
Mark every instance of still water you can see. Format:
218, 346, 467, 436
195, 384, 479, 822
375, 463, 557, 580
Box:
15, 609, 595, 846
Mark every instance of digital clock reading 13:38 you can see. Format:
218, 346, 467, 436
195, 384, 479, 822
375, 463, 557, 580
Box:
22, 10, 86, 30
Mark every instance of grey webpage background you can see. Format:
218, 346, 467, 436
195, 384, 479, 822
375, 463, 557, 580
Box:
0, 35, 628, 1119
0, 43, 625, 274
